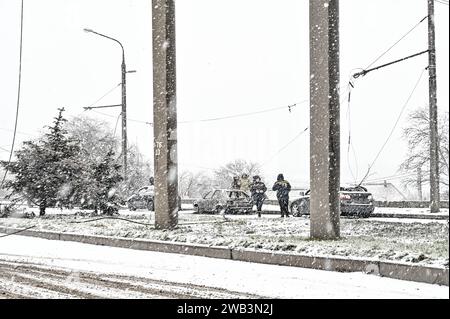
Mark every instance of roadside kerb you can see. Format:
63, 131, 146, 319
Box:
370, 213, 448, 220
378, 261, 449, 286
0, 226, 447, 286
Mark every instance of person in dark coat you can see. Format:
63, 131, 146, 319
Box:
230, 176, 241, 198
250, 175, 267, 217
272, 174, 291, 217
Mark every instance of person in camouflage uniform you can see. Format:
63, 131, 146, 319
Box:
239, 173, 251, 193
250, 175, 267, 217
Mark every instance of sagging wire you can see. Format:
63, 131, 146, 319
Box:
85, 82, 121, 110
261, 127, 309, 167
178, 100, 309, 124
346, 78, 357, 184
364, 16, 428, 71
344, 16, 429, 185
357, 66, 428, 186
0, 0, 24, 191
344, 69, 364, 185
113, 112, 122, 137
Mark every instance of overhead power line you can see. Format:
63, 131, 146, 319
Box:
435, 0, 449, 6
179, 100, 309, 124
364, 16, 428, 70
0, 127, 35, 137
1, 0, 24, 190
85, 82, 121, 110
262, 127, 309, 167
88, 99, 309, 127
358, 66, 428, 186
364, 171, 418, 184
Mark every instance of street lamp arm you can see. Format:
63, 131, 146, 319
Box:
84, 28, 125, 58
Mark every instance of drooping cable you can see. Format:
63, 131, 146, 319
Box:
0, 0, 25, 190
358, 67, 428, 186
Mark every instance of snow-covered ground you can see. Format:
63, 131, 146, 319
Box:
1, 207, 448, 268
0, 235, 447, 299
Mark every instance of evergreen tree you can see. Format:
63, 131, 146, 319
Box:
2, 108, 81, 215
87, 149, 123, 215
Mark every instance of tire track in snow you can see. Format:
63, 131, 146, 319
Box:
0, 259, 267, 299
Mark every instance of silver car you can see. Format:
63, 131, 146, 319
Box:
193, 189, 253, 214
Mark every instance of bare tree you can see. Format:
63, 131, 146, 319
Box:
214, 159, 262, 188
65, 115, 118, 164
179, 170, 214, 198
66, 115, 153, 197
125, 143, 153, 195
400, 107, 449, 198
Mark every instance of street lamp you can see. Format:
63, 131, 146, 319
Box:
84, 28, 128, 180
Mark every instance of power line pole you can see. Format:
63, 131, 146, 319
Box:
428, 0, 440, 213
152, 0, 178, 229
121, 53, 128, 180
309, 0, 341, 239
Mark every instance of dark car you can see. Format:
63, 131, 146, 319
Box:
193, 189, 253, 214
127, 186, 182, 211
290, 186, 375, 218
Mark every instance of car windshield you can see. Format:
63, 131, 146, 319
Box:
212, 190, 228, 200
203, 191, 213, 199
227, 191, 248, 199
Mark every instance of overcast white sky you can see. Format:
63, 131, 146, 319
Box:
0, 0, 448, 188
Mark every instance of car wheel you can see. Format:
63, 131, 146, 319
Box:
215, 206, 224, 214
292, 200, 309, 217
291, 202, 300, 217
147, 200, 154, 211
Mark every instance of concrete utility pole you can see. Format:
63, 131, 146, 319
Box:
152, 0, 178, 229
121, 54, 128, 179
309, 0, 341, 239
428, 0, 440, 213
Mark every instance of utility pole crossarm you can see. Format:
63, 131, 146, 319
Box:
353, 49, 429, 79
83, 104, 122, 110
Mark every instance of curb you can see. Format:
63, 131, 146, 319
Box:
370, 213, 448, 220
226, 210, 449, 220
0, 226, 447, 286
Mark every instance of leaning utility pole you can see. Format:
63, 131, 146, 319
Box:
309, 0, 341, 239
152, 0, 179, 229
428, 0, 440, 213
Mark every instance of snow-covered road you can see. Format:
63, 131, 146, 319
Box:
0, 235, 448, 299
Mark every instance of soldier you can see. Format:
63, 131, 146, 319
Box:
250, 175, 267, 217
230, 176, 241, 198
231, 176, 241, 190
272, 174, 291, 217
240, 173, 251, 193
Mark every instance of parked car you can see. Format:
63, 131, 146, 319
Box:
127, 186, 181, 211
290, 186, 375, 218
193, 189, 253, 214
